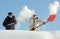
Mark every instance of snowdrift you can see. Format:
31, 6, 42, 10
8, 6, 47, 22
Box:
0, 30, 60, 39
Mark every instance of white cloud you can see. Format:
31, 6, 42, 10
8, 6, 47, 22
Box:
17, 6, 36, 22
49, 1, 59, 15
16, 6, 36, 30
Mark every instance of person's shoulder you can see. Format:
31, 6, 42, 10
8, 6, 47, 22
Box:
13, 15, 15, 17
12, 15, 16, 19
4, 16, 8, 20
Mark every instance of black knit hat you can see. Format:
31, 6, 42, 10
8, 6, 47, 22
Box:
33, 14, 36, 17
8, 12, 13, 15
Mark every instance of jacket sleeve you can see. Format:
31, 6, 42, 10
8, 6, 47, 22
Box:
3, 18, 8, 27
29, 18, 34, 28
35, 19, 45, 26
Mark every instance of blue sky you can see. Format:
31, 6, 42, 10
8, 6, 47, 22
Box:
0, 0, 60, 31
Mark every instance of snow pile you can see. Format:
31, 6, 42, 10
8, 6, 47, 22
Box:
0, 30, 60, 39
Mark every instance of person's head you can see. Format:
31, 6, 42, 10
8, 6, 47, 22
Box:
32, 14, 38, 19
8, 12, 13, 18
33, 14, 36, 17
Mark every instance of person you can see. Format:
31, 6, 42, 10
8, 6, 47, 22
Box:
3, 12, 16, 30
29, 15, 46, 31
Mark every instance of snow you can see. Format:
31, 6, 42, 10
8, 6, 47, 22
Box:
0, 30, 60, 39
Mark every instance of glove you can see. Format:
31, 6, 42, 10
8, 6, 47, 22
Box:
31, 28, 35, 30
